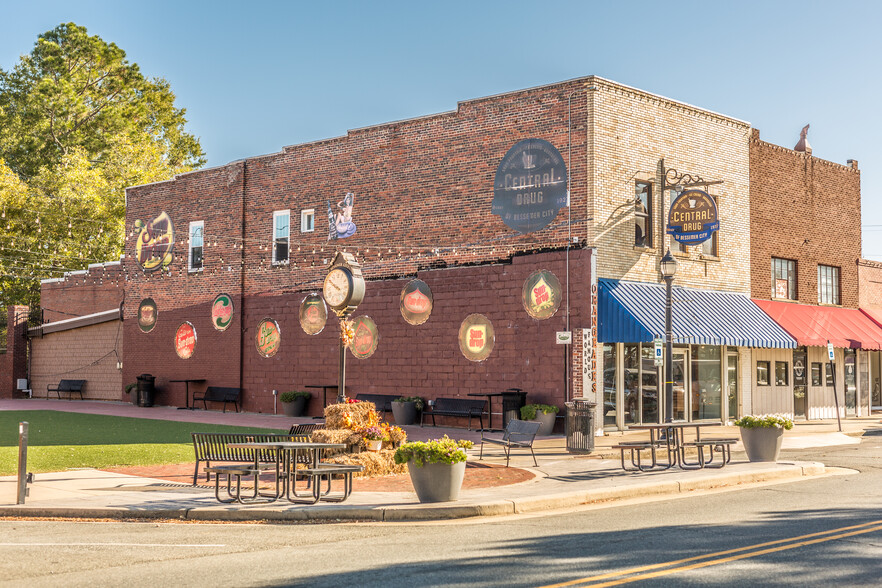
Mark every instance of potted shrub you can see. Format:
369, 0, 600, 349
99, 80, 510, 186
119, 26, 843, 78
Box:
124, 382, 138, 406
280, 390, 311, 417
361, 426, 385, 451
394, 436, 474, 503
391, 396, 424, 426
520, 403, 559, 436
734, 414, 793, 462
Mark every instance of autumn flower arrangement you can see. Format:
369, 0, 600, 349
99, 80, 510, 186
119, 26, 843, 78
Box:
360, 426, 385, 441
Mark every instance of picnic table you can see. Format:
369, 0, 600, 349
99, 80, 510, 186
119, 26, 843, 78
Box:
224, 441, 359, 504
615, 422, 735, 472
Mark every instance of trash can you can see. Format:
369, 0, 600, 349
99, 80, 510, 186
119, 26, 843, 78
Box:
136, 374, 156, 407
565, 399, 596, 454
501, 389, 528, 428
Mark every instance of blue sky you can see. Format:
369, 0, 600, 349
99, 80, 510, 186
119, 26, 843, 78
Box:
3, 0, 881, 258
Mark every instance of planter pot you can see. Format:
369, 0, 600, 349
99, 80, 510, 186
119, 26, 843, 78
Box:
531, 411, 557, 436
391, 400, 418, 426
365, 439, 383, 451
407, 460, 466, 503
740, 426, 785, 462
282, 396, 308, 418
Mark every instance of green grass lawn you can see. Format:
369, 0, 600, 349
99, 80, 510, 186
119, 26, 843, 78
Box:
0, 411, 286, 475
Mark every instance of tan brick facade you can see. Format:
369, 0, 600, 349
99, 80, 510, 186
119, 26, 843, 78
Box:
858, 259, 882, 308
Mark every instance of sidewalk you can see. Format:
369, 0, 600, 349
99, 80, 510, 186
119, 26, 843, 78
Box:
0, 399, 878, 522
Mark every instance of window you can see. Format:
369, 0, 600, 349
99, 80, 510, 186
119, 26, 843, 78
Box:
301, 209, 315, 233
825, 363, 834, 387
634, 182, 652, 247
757, 361, 770, 386
818, 265, 840, 305
772, 257, 797, 300
775, 361, 789, 386
700, 195, 719, 257
273, 210, 290, 264
188, 221, 203, 272
811, 363, 822, 386
670, 190, 687, 254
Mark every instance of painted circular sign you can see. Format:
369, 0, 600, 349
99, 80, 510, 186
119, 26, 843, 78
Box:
666, 189, 720, 245
492, 138, 568, 234
211, 294, 234, 331
299, 293, 328, 335
133, 211, 175, 272
138, 298, 157, 333
349, 315, 379, 360
175, 322, 196, 359
522, 270, 563, 320
459, 314, 495, 362
400, 279, 433, 325
256, 318, 281, 358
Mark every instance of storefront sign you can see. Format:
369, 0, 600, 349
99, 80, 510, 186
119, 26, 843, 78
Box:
666, 189, 719, 245
400, 280, 433, 325
459, 314, 495, 362
775, 279, 789, 299
349, 316, 379, 359
175, 322, 196, 359
211, 294, 234, 331
556, 331, 572, 344
299, 294, 328, 335
138, 298, 157, 333
134, 211, 175, 271
492, 139, 568, 234
256, 318, 281, 358
522, 269, 562, 320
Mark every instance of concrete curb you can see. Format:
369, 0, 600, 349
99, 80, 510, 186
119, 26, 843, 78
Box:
0, 462, 825, 522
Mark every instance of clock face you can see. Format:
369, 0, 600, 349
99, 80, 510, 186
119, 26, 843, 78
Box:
323, 267, 352, 307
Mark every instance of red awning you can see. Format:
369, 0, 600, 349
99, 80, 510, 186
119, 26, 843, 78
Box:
753, 299, 882, 350
861, 307, 882, 330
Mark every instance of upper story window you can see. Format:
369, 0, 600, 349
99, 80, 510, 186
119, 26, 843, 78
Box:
772, 257, 797, 300
818, 264, 840, 305
301, 209, 315, 233
669, 190, 686, 254
634, 181, 652, 248
273, 210, 290, 264
188, 221, 203, 272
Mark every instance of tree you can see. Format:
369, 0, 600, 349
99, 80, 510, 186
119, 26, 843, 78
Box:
0, 23, 204, 308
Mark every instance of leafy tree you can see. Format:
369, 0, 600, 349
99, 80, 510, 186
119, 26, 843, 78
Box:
0, 23, 204, 308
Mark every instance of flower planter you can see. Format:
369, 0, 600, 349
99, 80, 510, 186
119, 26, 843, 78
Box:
391, 400, 418, 426
531, 411, 557, 436
282, 396, 308, 418
407, 460, 466, 503
365, 439, 383, 451
740, 426, 785, 462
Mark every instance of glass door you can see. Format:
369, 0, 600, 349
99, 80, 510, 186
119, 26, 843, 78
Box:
727, 352, 738, 421
671, 349, 688, 421
844, 349, 857, 416
793, 347, 807, 418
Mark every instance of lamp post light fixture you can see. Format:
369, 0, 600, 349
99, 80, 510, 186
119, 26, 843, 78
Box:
660, 249, 678, 424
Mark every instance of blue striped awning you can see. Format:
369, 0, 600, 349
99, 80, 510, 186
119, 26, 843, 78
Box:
598, 279, 796, 348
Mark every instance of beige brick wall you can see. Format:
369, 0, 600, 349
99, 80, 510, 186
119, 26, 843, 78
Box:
31, 320, 123, 401
586, 79, 751, 292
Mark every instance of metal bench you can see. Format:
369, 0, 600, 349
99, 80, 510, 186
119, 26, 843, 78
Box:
288, 423, 325, 435
289, 463, 364, 504
47, 379, 86, 400
681, 438, 737, 469
479, 419, 541, 467
191, 432, 308, 485
421, 397, 487, 430
354, 393, 398, 419
192, 386, 241, 413
203, 464, 263, 503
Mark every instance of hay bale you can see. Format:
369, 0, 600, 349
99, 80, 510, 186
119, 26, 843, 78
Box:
324, 401, 379, 430
325, 450, 407, 478
311, 428, 361, 456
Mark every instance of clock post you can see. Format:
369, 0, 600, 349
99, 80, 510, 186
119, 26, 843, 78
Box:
323, 252, 365, 404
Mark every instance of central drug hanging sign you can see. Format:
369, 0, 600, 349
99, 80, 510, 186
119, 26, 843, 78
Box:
666, 189, 719, 245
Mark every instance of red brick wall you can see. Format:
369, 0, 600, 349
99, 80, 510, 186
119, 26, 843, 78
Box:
750, 129, 862, 307
122, 80, 593, 411
0, 306, 28, 398
40, 263, 124, 322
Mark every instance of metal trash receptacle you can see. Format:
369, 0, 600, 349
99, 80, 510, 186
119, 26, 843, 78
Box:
136, 374, 156, 407
501, 390, 528, 428
565, 400, 596, 454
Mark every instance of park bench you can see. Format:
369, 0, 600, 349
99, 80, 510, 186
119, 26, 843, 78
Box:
421, 397, 486, 430
191, 432, 308, 485
288, 423, 325, 435
478, 419, 541, 467
354, 393, 398, 419
47, 379, 86, 400
192, 386, 241, 413
680, 438, 737, 469
289, 463, 365, 504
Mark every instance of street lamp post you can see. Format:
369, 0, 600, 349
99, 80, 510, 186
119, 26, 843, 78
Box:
660, 249, 678, 423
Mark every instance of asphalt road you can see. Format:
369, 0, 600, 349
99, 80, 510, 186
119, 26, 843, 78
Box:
1, 432, 880, 587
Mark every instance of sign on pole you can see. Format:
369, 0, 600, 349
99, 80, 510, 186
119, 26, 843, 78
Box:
827, 342, 835, 361
654, 337, 664, 366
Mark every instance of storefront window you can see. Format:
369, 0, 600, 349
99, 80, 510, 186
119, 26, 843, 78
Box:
623, 344, 639, 424
775, 361, 789, 386
757, 361, 770, 386
825, 363, 834, 387
641, 345, 659, 423
603, 343, 617, 427
811, 362, 822, 386
691, 345, 721, 420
